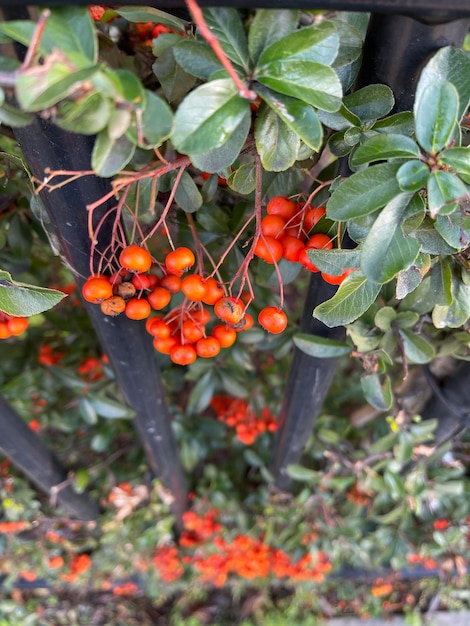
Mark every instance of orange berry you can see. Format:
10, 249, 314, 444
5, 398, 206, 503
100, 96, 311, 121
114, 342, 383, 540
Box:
100, 296, 126, 316
182, 319, 205, 343
82, 276, 113, 303
119, 245, 152, 272
266, 196, 298, 221
160, 274, 181, 293
181, 274, 207, 302
321, 268, 355, 285
165, 247, 195, 275
170, 343, 197, 365
131, 273, 152, 290
280, 235, 305, 262
201, 277, 225, 305
189, 306, 211, 325
254, 236, 283, 264
299, 248, 319, 272
147, 287, 171, 310
305, 233, 333, 250
233, 312, 254, 331
6, 316, 29, 336
214, 297, 244, 325
125, 297, 151, 320
0, 322, 12, 339
196, 336, 221, 358
258, 306, 288, 334
304, 206, 326, 231
212, 324, 237, 348
261, 215, 286, 238
153, 335, 178, 354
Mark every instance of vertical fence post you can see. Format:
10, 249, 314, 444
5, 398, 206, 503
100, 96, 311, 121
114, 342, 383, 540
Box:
270, 11, 470, 490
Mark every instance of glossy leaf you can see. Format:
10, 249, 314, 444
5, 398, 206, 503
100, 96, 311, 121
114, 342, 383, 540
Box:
331, 19, 363, 68
361, 373, 393, 411
396, 160, 430, 192
343, 84, 394, 122
0, 270, 66, 316
361, 193, 420, 284
152, 47, 197, 103
248, 9, 299, 65
434, 212, 470, 251
430, 258, 453, 307
372, 111, 415, 135
327, 163, 401, 220
173, 171, 203, 213
317, 103, 361, 131
126, 91, 173, 149
172, 79, 250, 155
257, 21, 339, 67
414, 81, 459, 154
173, 40, 222, 80
92, 131, 136, 177
350, 134, 420, 168
202, 8, 250, 70
255, 105, 300, 171
398, 329, 435, 363
438, 147, 470, 182
313, 271, 381, 327
255, 61, 342, 112
255, 85, 323, 151
427, 170, 468, 217
293, 334, 351, 358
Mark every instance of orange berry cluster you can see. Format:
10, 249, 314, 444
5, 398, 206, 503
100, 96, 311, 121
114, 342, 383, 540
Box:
82, 244, 287, 365
211, 395, 278, 445
0, 312, 28, 340
254, 196, 353, 285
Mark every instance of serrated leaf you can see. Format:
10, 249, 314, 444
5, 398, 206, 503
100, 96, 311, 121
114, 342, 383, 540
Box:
248, 9, 299, 65
304, 248, 360, 274
202, 8, 250, 70
255, 84, 323, 151
293, 333, 351, 357
257, 21, 339, 67
327, 163, 401, 220
0, 270, 66, 316
173, 40, 222, 80
361, 373, 393, 410
116, 6, 186, 30
343, 84, 394, 122
350, 133, 420, 168
398, 329, 435, 363
255, 104, 300, 171
361, 193, 420, 283
91, 131, 135, 177
414, 81, 459, 154
173, 79, 250, 155
396, 160, 430, 192
173, 170, 203, 213
313, 271, 381, 327
256, 61, 342, 112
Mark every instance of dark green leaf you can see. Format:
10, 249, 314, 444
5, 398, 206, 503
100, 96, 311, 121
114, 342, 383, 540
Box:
255, 104, 300, 171
127, 90, 173, 148
328, 131, 351, 157
438, 147, 470, 182
116, 6, 186, 30
432, 278, 470, 328
152, 47, 197, 103
92, 131, 136, 177
55, 92, 111, 135
304, 248, 360, 274
430, 259, 453, 306
248, 9, 299, 65
434, 212, 470, 251
398, 329, 435, 363
257, 21, 339, 67
255, 61, 342, 112
343, 84, 394, 122
187, 371, 215, 414
228, 162, 256, 194
344, 126, 361, 146
412, 217, 459, 254
202, 8, 250, 70
173, 40, 222, 80
0, 269, 66, 316
414, 81, 459, 154
286, 464, 319, 482
327, 163, 401, 220
396, 160, 430, 192
331, 19, 363, 68
317, 103, 361, 131
427, 170, 468, 217
112, 68, 146, 106
173, 79, 250, 155
293, 333, 351, 358
372, 111, 415, 135
313, 271, 381, 327
255, 84, 323, 151
350, 133, 420, 167
361, 373, 393, 410
173, 170, 203, 213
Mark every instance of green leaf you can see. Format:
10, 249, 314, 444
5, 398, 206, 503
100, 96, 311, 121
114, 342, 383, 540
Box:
396, 160, 430, 192
255, 104, 300, 171
361, 373, 393, 410
344, 126, 361, 147
415, 46, 470, 123
73, 468, 89, 494
255, 61, 342, 112
173, 40, 222, 80
350, 133, 420, 168
414, 81, 459, 154
112, 69, 145, 106
317, 103, 361, 131
248, 9, 299, 65
116, 6, 186, 30
0, 103, 32, 128
190, 112, 250, 173
293, 333, 351, 358
327, 163, 401, 220
187, 371, 215, 414
173, 170, 203, 213
202, 8, 250, 71
303, 248, 360, 275
126, 90, 173, 149
343, 84, 394, 122
434, 212, 470, 251
361, 193, 420, 283
91, 131, 136, 177
372, 111, 415, 135
313, 271, 381, 327
55, 92, 111, 135
0, 270, 66, 316
438, 147, 470, 182
255, 84, 323, 151
78, 397, 98, 425
331, 18, 363, 68
88, 394, 135, 419
430, 258, 453, 306
286, 464, 319, 482
257, 21, 339, 67
374, 306, 397, 332
173, 79, 250, 155
228, 162, 256, 194
152, 47, 197, 103
412, 217, 459, 255
432, 278, 470, 328
398, 329, 435, 363
328, 131, 351, 157
427, 170, 468, 217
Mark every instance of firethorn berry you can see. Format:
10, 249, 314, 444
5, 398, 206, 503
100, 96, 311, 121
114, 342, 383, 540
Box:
0, 322, 11, 339
153, 335, 178, 354
131, 273, 152, 290
6, 316, 29, 336
100, 296, 126, 317
182, 319, 205, 343
165, 247, 195, 275
190, 306, 211, 325
305, 233, 334, 250
125, 297, 151, 320
170, 343, 197, 365
304, 206, 326, 231
254, 236, 283, 264
114, 281, 136, 300
214, 297, 244, 325
147, 274, 159, 288
147, 287, 171, 310
266, 196, 298, 221
212, 324, 237, 348
280, 235, 305, 263
119, 245, 152, 273
201, 277, 225, 305
147, 318, 172, 339
321, 268, 355, 285
298, 248, 319, 272
196, 336, 221, 358
258, 306, 288, 334
152, 23, 172, 38
181, 274, 207, 302
82, 276, 113, 303
261, 215, 286, 238
160, 274, 181, 293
